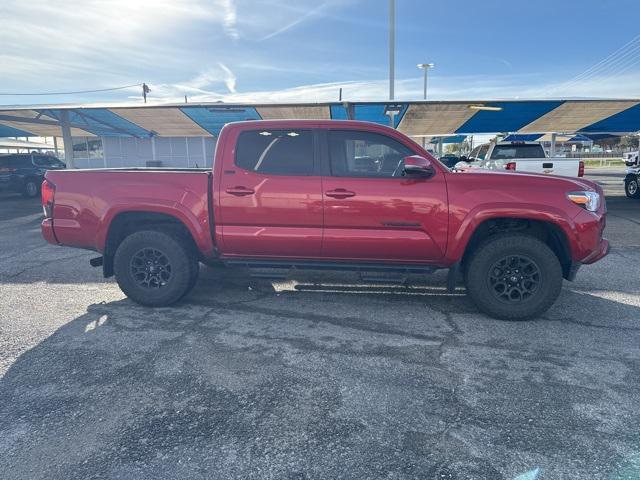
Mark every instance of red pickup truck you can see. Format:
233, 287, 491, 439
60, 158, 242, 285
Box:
41, 120, 609, 320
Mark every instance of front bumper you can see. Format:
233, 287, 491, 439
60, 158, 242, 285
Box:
581, 237, 610, 264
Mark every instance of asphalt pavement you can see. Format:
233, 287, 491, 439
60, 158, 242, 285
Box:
1, 167, 639, 479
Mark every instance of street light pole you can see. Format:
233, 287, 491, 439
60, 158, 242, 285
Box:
389, 0, 395, 101
417, 63, 435, 100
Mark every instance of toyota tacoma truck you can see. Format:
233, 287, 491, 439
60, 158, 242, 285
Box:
41, 120, 609, 320
465, 141, 584, 177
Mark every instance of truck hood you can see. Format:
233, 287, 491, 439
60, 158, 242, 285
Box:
454, 168, 599, 192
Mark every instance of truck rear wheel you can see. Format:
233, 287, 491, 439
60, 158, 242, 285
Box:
625, 175, 640, 198
464, 233, 562, 320
114, 230, 195, 307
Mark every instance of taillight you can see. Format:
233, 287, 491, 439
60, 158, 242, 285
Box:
505, 162, 516, 171
578, 160, 585, 177
41, 179, 55, 218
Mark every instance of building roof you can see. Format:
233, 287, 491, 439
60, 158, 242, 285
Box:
1, 99, 640, 138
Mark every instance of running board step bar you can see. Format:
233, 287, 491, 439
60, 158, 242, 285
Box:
224, 259, 438, 276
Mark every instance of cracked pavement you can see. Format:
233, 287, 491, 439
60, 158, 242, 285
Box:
1, 168, 640, 479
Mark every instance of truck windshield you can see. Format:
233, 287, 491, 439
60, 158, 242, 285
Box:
491, 144, 545, 159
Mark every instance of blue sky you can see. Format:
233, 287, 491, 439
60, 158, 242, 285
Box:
1, 0, 640, 105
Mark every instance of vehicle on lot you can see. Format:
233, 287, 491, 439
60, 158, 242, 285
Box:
41, 120, 609, 320
438, 153, 460, 168
0, 153, 65, 198
624, 151, 640, 198
463, 141, 584, 177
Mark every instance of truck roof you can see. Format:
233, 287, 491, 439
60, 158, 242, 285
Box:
222, 119, 398, 131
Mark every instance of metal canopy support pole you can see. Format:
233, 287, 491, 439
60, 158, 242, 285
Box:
101, 136, 107, 168
60, 110, 74, 169
202, 137, 207, 167
151, 136, 157, 165
550, 132, 557, 157
53, 137, 59, 158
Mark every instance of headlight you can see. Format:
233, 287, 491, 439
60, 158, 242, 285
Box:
567, 191, 600, 212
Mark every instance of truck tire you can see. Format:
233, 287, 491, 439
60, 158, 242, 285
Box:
625, 176, 640, 198
464, 233, 562, 320
22, 178, 40, 198
114, 230, 195, 307
183, 257, 200, 299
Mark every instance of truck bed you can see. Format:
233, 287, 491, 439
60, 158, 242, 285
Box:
44, 168, 215, 257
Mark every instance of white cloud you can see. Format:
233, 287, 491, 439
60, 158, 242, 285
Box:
260, 3, 328, 41
218, 63, 237, 93
220, 0, 239, 39
144, 71, 640, 105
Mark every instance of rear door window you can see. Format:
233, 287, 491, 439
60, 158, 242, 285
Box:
235, 129, 314, 176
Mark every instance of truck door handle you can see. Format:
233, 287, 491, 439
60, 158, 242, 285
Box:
325, 188, 356, 199
543, 163, 553, 169
226, 186, 255, 196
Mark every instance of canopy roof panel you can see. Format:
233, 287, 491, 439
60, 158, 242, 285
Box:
397, 103, 477, 136
180, 106, 261, 135
519, 100, 640, 133
455, 101, 564, 134
112, 107, 210, 136
1, 100, 640, 139
257, 105, 330, 120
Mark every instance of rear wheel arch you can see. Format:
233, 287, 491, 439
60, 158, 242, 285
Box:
103, 211, 199, 277
460, 217, 572, 280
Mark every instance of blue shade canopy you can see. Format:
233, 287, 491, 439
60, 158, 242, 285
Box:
502, 134, 544, 142
578, 133, 620, 141
180, 106, 262, 135
0, 124, 34, 137
39, 108, 151, 137
456, 101, 565, 134
2, 100, 640, 138
580, 103, 640, 133
330, 103, 408, 128
568, 134, 594, 142
330, 104, 349, 120
430, 135, 467, 144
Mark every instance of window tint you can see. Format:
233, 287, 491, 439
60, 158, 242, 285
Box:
476, 145, 489, 160
235, 129, 313, 176
32, 155, 64, 167
328, 130, 412, 178
491, 144, 545, 159
0, 157, 8, 168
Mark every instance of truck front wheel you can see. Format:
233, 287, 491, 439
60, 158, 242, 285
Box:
114, 230, 195, 307
625, 175, 640, 198
464, 234, 562, 320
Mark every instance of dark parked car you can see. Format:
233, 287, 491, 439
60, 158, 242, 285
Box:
0, 153, 66, 198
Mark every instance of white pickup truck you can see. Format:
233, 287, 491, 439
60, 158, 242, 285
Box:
462, 141, 584, 177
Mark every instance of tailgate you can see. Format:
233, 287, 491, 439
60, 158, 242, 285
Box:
515, 158, 580, 176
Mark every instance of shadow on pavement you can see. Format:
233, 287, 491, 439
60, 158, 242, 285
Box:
1, 275, 640, 480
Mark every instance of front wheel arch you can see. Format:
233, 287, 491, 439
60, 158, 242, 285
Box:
460, 217, 572, 280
